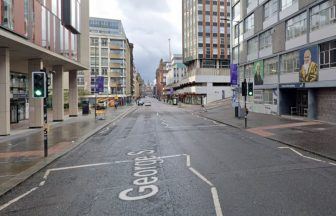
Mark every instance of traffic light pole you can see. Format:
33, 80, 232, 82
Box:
43, 71, 49, 157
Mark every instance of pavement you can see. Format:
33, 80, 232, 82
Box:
0, 105, 135, 197
185, 100, 336, 161
0, 99, 335, 215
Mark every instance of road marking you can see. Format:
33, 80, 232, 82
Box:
39, 181, 46, 186
329, 162, 336, 166
186, 154, 191, 167
161, 121, 168, 127
189, 167, 214, 187
44, 162, 113, 180
211, 187, 224, 216
278, 147, 323, 162
0, 187, 38, 211
166, 125, 225, 130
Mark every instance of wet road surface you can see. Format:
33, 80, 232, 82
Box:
0, 99, 336, 216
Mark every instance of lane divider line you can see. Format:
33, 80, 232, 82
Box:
211, 187, 224, 216
0, 187, 38, 211
189, 167, 214, 187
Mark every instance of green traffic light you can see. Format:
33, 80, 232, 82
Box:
248, 92, 253, 96
35, 90, 42, 96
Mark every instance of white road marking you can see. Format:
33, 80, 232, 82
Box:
211, 187, 224, 216
186, 155, 191, 167
114, 160, 133, 164
0, 187, 38, 211
189, 167, 214, 187
279, 147, 324, 162
158, 154, 182, 159
166, 125, 225, 129
161, 121, 169, 127
44, 162, 112, 180
39, 181, 46, 186
329, 162, 336, 166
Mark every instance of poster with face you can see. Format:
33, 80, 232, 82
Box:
299, 46, 319, 82
254, 61, 264, 85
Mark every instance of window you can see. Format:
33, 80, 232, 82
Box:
77, 77, 84, 85
280, 51, 300, 73
311, 1, 335, 31
90, 67, 99, 75
264, 0, 278, 20
233, 46, 239, 61
90, 47, 99, 56
233, 2, 241, 21
259, 30, 272, 50
263, 90, 273, 104
320, 40, 336, 69
247, 0, 252, 8
90, 37, 99, 46
281, 0, 298, 11
102, 67, 108, 75
1, 0, 14, 30
264, 57, 278, 76
101, 48, 108, 56
286, 12, 307, 40
101, 58, 108, 67
244, 14, 254, 33
247, 37, 258, 56
101, 38, 108, 46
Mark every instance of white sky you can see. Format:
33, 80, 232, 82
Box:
90, 0, 182, 83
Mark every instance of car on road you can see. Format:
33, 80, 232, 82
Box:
144, 101, 151, 106
137, 100, 144, 106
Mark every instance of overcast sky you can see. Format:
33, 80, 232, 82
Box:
90, 0, 182, 83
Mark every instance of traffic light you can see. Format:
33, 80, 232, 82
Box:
241, 80, 247, 96
248, 82, 254, 96
32, 72, 46, 98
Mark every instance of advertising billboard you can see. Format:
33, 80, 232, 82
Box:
299, 46, 319, 82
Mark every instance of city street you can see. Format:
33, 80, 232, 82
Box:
0, 99, 336, 216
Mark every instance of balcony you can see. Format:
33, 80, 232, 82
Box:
110, 72, 122, 77
110, 63, 125, 68
110, 44, 124, 50
185, 68, 230, 78
110, 54, 124, 59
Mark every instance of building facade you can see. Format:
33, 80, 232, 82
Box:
0, 0, 89, 135
166, 54, 187, 86
85, 18, 133, 104
155, 59, 169, 100
231, 0, 336, 122
180, 0, 232, 104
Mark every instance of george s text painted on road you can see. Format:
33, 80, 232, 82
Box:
119, 150, 162, 201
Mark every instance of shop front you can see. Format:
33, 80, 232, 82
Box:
10, 73, 28, 124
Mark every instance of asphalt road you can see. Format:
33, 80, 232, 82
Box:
1, 99, 336, 216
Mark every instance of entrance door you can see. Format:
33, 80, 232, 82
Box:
296, 90, 308, 116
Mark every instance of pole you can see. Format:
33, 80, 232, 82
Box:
94, 40, 97, 119
43, 70, 48, 157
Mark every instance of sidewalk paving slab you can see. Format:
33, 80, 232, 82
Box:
0, 106, 136, 197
